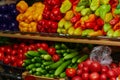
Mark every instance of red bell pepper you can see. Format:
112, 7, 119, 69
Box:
109, 17, 119, 26
70, 14, 81, 23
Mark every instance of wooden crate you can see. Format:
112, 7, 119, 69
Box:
22, 71, 67, 80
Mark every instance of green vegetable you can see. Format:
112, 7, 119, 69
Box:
104, 12, 113, 22
38, 49, 48, 54
60, 0, 72, 13
77, 0, 89, 7
49, 58, 64, 69
90, 0, 100, 11
54, 60, 71, 76
27, 51, 40, 57
60, 72, 66, 78
77, 55, 88, 63
43, 61, 54, 66
35, 63, 41, 67
64, 52, 79, 60
75, 6, 85, 12
27, 64, 35, 70
23, 59, 31, 66
72, 56, 80, 63
100, 0, 110, 4
43, 54, 52, 61
114, 0, 120, 14
103, 23, 112, 32
99, 4, 111, 20
81, 8, 91, 16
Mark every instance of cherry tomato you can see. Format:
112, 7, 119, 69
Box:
89, 72, 100, 80
83, 66, 89, 72
52, 54, 60, 62
72, 76, 82, 80
101, 66, 109, 73
77, 62, 84, 69
82, 72, 89, 80
110, 63, 117, 68
66, 68, 76, 77
83, 59, 92, 67
11, 50, 17, 55
76, 69, 82, 76
90, 61, 101, 72
40, 43, 48, 51
107, 70, 116, 78
47, 47, 56, 55
100, 73, 107, 80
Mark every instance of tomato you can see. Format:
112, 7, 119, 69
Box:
89, 72, 100, 80
107, 70, 116, 78
47, 47, 56, 55
78, 62, 84, 69
6, 47, 12, 54
90, 61, 101, 72
17, 59, 23, 67
29, 44, 36, 50
110, 77, 116, 80
18, 49, 23, 54
3, 57, 10, 64
52, 54, 60, 62
11, 56, 16, 63
0, 52, 4, 61
101, 66, 109, 73
112, 68, 120, 76
66, 68, 76, 77
18, 53, 23, 59
72, 76, 82, 80
40, 43, 48, 51
84, 59, 92, 67
13, 44, 19, 49
83, 66, 89, 72
36, 43, 41, 48
110, 63, 117, 68
100, 73, 107, 80
0, 47, 5, 52
76, 69, 82, 76
20, 43, 26, 48
11, 50, 17, 55
82, 72, 89, 80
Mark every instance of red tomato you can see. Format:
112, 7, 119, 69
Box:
0, 52, 4, 61
84, 59, 92, 67
83, 66, 89, 72
11, 56, 16, 63
90, 61, 101, 72
76, 69, 82, 76
101, 66, 109, 73
110, 77, 116, 80
17, 60, 23, 67
77, 62, 84, 69
110, 63, 117, 68
40, 43, 48, 50
107, 70, 116, 78
20, 43, 26, 48
66, 68, 76, 77
47, 47, 56, 55
89, 72, 100, 80
6, 47, 12, 54
82, 72, 89, 80
100, 73, 107, 80
13, 44, 19, 49
72, 76, 82, 80
36, 43, 41, 48
3, 57, 10, 64
52, 54, 60, 62
0, 47, 5, 52
11, 50, 17, 55
18, 54, 23, 59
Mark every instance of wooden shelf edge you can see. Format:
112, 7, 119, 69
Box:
0, 32, 120, 46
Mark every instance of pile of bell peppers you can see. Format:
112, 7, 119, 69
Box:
16, 0, 120, 37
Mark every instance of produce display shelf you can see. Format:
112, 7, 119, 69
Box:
22, 71, 66, 80
0, 32, 120, 46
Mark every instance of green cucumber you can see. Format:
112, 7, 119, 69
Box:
61, 43, 67, 49
54, 43, 61, 49
60, 72, 66, 78
35, 71, 41, 76
49, 58, 64, 69
34, 57, 42, 63
77, 55, 88, 63
63, 52, 69, 57
38, 49, 48, 54
64, 52, 79, 60
27, 51, 40, 57
54, 60, 71, 76
43, 61, 54, 66
72, 56, 80, 63
25, 53, 32, 58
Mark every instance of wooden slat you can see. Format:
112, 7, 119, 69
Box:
0, 32, 120, 46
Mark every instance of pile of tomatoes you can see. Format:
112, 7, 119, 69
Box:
65, 59, 120, 80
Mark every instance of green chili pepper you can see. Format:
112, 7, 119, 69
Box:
99, 4, 111, 20
77, 0, 90, 7
75, 6, 85, 12
100, 0, 110, 4
114, 0, 120, 14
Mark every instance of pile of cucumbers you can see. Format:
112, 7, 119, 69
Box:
22, 43, 88, 78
